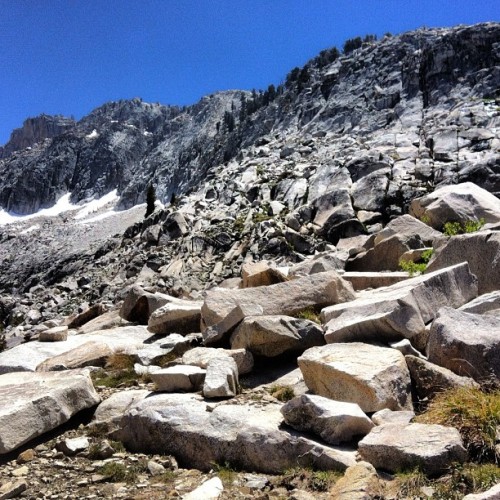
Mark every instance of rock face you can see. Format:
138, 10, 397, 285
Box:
117, 393, 357, 473
281, 394, 374, 445
322, 263, 477, 350
0, 370, 99, 454
358, 423, 467, 475
201, 271, 355, 331
427, 307, 500, 382
230, 315, 324, 357
298, 343, 413, 412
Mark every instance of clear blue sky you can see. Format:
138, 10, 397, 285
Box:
1, 0, 498, 145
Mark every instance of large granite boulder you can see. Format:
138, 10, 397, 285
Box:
358, 423, 467, 475
298, 343, 412, 412
116, 393, 357, 473
241, 261, 288, 288
230, 315, 324, 357
409, 182, 500, 230
202, 356, 238, 399
426, 231, 500, 294
281, 394, 374, 445
0, 370, 100, 454
147, 300, 202, 335
182, 347, 254, 375
322, 263, 477, 350
201, 271, 355, 331
427, 307, 500, 382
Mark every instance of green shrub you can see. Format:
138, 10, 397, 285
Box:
399, 248, 433, 276
268, 385, 295, 402
443, 218, 485, 236
211, 461, 236, 485
295, 307, 321, 324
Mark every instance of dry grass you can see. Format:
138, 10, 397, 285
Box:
415, 386, 500, 462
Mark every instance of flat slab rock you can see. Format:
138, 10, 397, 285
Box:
358, 422, 467, 475
298, 343, 412, 413
0, 325, 152, 374
116, 393, 357, 473
0, 370, 100, 454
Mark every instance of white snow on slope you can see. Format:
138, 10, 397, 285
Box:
86, 129, 99, 139
73, 190, 119, 220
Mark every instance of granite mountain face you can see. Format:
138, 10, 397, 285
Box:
1, 23, 498, 216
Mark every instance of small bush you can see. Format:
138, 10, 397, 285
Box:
295, 307, 321, 324
443, 218, 485, 236
99, 462, 133, 482
91, 368, 138, 388
105, 353, 136, 370
399, 248, 433, 276
268, 385, 295, 402
281, 467, 341, 492
211, 461, 236, 486
416, 386, 500, 462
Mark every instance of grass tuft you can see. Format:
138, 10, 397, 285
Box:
268, 385, 295, 402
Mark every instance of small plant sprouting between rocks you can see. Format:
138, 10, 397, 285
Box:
295, 307, 321, 324
415, 386, 500, 463
268, 385, 295, 402
211, 461, 237, 486
280, 467, 341, 492
443, 217, 485, 236
99, 460, 147, 483
399, 248, 434, 276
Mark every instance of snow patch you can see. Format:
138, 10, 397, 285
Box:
86, 129, 99, 139
74, 190, 119, 220
20, 224, 40, 234
78, 202, 146, 225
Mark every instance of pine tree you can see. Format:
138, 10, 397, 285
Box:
145, 183, 156, 218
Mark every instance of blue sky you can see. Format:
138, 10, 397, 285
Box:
1, 0, 498, 145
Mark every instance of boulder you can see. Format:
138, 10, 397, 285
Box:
405, 355, 479, 400
151, 366, 206, 392
183, 477, 224, 500
90, 389, 149, 435
116, 393, 357, 473
66, 303, 107, 329
241, 261, 288, 288
147, 300, 202, 335
0, 370, 100, 454
0, 325, 152, 374
134, 333, 198, 366
120, 285, 182, 324
358, 423, 467, 475
322, 263, 477, 350
36, 341, 113, 371
75, 309, 125, 335
289, 253, 346, 278
281, 394, 374, 445
346, 233, 424, 272
230, 315, 324, 358
373, 214, 445, 247
39, 326, 68, 342
203, 357, 238, 399
426, 231, 500, 294
182, 347, 253, 375
459, 291, 500, 315
201, 270, 355, 332
56, 436, 89, 456
329, 461, 381, 500
427, 307, 500, 382
340, 271, 409, 291
371, 409, 415, 426
298, 343, 412, 412
409, 182, 500, 230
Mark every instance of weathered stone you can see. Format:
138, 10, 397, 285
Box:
371, 409, 415, 426
230, 315, 324, 358
182, 347, 253, 375
75, 309, 125, 335
322, 263, 477, 350
358, 423, 467, 474
459, 291, 500, 315
389, 339, 424, 357
281, 394, 374, 445
427, 307, 500, 382
16, 449, 35, 464
0, 370, 100, 454
298, 343, 412, 412
346, 233, 424, 272
0, 480, 28, 500
406, 355, 479, 400
201, 271, 355, 331
56, 436, 89, 456
117, 393, 357, 473
463, 483, 500, 500
289, 253, 346, 278
120, 285, 180, 324
341, 271, 410, 290
66, 303, 107, 329
90, 389, 149, 435
241, 261, 288, 288
203, 356, 238, 398
151, 365, 206, 392
0, 325, 152, 374
426, 231, 500, 294
409, 182, 500, 229
39, 326, 68, 342
147, 300, 202, 335
329, 461, 381, 500
183, 477, 224, 500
